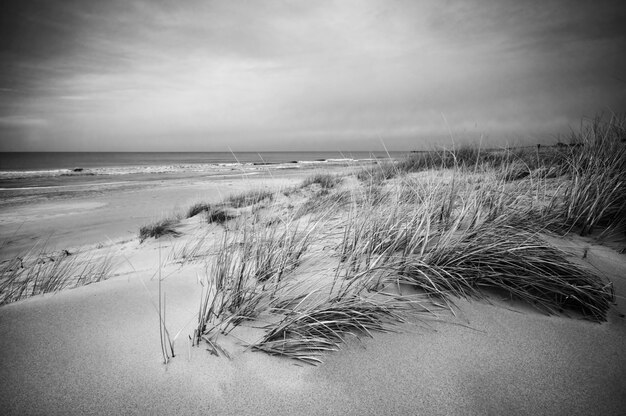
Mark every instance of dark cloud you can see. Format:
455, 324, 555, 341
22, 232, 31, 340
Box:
1, 0, 625, 151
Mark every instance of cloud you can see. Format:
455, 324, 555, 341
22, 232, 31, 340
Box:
0, 115, 47, 127
1, 0, 625, 151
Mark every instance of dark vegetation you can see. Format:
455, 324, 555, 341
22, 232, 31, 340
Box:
139, 218, 181, 242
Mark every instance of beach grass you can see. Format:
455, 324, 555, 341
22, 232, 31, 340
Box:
301, 172, 343, 189
3, 114, 622, 367
186, 202, 212, 218
0, 245, 114, 306
188, 114, 622, 363
226, 189, 274, 208
554, 114, 626, 235
139, 218, 181, 242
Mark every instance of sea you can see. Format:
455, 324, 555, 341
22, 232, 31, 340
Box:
0, 151, 406, 190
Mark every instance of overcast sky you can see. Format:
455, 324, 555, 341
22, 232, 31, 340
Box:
1, 0, 625, 151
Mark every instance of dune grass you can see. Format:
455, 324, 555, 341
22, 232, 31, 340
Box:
187, 203, 236, 224
186, 202, 211, 218
552, 114, 626, 235
0, 246, 114, 306
100, 113, 617, 364
139, 218, 181, 242
190, 119, 620, 363
301, 172, 343, 189
194, 213, 320, 347
251, 294, 410, 365
206, 206, 236, 224
398, 222, 614, 320
226, 189, 274, 208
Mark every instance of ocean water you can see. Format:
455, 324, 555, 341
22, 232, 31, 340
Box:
0, 151, 403, 178
0, 151, 405, 193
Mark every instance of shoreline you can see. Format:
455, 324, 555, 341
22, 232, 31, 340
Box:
0, 167, 330, 259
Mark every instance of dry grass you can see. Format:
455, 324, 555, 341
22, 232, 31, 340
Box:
194, 213, 320, 347
187, 202, 211, 218
554, 114, 626, 235
301, 172, 343, 189
251, 294, 410, 365
0, 246, 114, 306
159, 114, 623, 364
398, 222, 614, 320
139, 218, 181, 242
226, 189, 274, 208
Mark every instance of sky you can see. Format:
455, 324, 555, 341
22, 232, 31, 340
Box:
1, 0, 625, 152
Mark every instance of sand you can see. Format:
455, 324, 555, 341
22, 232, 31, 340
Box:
1, 168, 625, 415
0, 170, 306, 257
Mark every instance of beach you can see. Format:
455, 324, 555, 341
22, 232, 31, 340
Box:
3, 1, 626, 413
0, 153, 368, 257
1, 147, 626, 415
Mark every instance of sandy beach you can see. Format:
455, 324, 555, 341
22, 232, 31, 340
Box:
1, 151, 626, 415
3, 1, 626, 414
0, 166, 331, 258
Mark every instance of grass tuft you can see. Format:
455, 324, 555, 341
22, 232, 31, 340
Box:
251, 295, 408, 365
187, 202, 211, 218
553, 114, 626, 235
206, 206, 236, 224
139, 218, 181, 242
302, 173, 342, 189
399, 223, 614, 321
0, 247, 114, 306
226, 189, 274, 208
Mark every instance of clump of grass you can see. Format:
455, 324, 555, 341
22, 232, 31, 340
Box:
251, 294, 408, 365
554, 114, 626, 235
187, 202, 236, 224
356, 161, 398, 183
295, 189, 352, 218
139, 218, 181, 242
195, 214, 319, 347
399, 222, 614, 321
206, 206, 236, 224
0, 247, 114, 306
394, 145, 479, 172
301, 173, 342, 189
227, 189, 274, 208
195, 229, 265, 343
187, 202, 211, 218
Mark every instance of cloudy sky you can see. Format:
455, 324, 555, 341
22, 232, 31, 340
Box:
1, 0, 625, 151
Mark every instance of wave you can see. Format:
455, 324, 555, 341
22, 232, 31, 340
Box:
0, 158, 380, 180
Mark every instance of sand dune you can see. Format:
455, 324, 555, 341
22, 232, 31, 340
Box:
1, 161, 625, 415
1, 236, 624, 415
